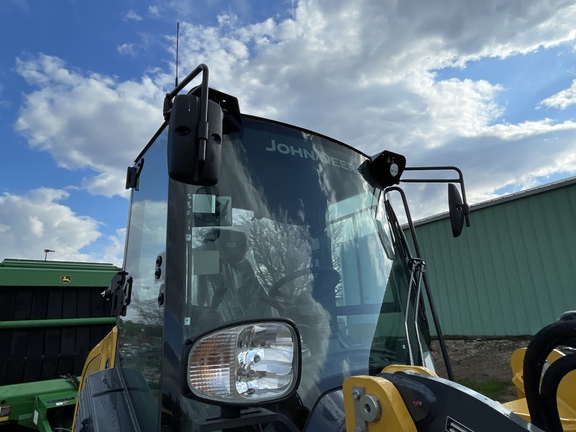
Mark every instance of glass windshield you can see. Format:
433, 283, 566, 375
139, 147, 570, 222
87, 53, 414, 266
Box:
175, 116, 429, 427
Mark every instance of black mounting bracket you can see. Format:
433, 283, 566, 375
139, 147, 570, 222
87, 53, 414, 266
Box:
102, 271, 133, 317
126, 158, 145, 190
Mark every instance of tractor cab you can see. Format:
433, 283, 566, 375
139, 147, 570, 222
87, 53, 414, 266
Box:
77, 65, 469, 432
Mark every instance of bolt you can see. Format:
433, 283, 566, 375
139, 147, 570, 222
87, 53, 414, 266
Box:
351, 389, 362, 400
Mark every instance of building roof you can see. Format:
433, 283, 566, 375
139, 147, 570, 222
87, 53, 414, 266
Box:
414, 175, 576, 227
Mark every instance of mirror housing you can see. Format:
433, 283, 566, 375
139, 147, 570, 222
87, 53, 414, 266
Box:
448, 183, 465, 238
359, 150, 406, 189
167, 94, 223, 185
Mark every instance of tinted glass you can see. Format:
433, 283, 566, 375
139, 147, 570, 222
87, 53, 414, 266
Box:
117, 126, 168, 431
170, 117, 428, 430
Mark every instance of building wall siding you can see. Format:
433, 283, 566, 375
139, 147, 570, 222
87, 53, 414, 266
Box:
414, 180, 576, 337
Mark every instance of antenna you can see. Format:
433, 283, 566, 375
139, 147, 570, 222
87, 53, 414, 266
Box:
44, 249, 55, 261
175, 22, 180, 87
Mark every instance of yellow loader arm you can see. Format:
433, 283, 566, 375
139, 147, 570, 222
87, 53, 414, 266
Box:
343, 365, 543, 432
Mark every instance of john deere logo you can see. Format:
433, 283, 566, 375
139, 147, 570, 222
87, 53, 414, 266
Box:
60, 275, 71, 284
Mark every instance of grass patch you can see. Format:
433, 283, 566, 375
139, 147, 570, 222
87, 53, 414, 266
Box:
456, 378, 510, 400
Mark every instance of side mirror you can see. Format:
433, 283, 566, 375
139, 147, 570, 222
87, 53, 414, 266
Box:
167, 94, 223, 185
448, 183, 465, 238
359, 150, 406, 189
165, 64, 225, 186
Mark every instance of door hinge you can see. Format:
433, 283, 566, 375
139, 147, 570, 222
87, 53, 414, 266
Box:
126, 158, 145, 190
102, 271, 133, 316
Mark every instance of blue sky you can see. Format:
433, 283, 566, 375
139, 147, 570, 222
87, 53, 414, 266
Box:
435, 45, 576, 125
1, 0, 576, 264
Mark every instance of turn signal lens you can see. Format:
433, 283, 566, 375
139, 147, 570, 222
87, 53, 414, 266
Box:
187, 321, 300, 404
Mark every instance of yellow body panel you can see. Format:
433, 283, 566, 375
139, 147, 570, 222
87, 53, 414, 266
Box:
381, 364, 438, 377
509, 347, 567, 399
77, 326, 118, 391
504, 346, 576, 430
72, 327, 118, 431
503, 398, 576, 431
343, 374, 419, 432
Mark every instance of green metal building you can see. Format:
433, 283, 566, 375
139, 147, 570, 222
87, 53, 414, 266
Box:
413, 177, 576, 337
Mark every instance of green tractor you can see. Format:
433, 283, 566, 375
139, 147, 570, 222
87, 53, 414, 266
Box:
0, 259, 119, 431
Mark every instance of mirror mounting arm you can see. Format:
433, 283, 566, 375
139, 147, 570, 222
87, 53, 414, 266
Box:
383, 187, 455, 381
163, 63, 210, 131
401, 166, 470, 227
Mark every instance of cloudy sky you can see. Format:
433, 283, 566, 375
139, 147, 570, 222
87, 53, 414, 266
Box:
1, 0, 575, 265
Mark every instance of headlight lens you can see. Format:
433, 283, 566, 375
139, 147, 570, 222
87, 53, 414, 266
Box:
187, 320, 301, 404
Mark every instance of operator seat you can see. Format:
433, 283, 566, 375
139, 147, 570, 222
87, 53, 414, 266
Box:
197, 229, 274, 326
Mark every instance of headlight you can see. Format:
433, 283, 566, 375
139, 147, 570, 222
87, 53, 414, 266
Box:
185, 319, 301, 405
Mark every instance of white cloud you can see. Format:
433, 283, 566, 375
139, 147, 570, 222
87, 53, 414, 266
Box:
0, 188, 125, 265
538, 79, 576, 110
15, 54, 165, 197
117, 42, 137, 57
148, 5, 160, 18
100, 228, 126, 266
13, 0, 576, 222
0, 0, 29, 14
171, 0, 576, 127
421, 122, 576, 205
0, 188, 101, 262
482, 118, 576, 140
125, 9, 143, 21
168, 0, 576, 218
0, 83, 9, 109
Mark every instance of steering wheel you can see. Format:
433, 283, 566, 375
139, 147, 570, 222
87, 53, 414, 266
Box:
269, 267, 340, 297
261, 267, 340, 313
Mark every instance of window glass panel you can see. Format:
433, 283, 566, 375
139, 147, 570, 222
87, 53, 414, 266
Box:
117, 128, 168, 429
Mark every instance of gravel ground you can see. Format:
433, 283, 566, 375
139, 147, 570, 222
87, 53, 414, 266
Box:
430, 338, 532, 402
